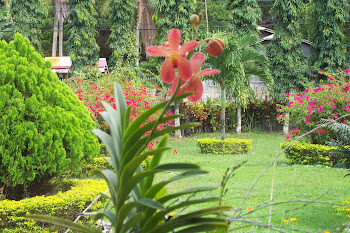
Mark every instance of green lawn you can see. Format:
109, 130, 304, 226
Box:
156, 132, 350, 232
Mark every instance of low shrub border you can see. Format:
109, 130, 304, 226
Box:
1, 179, 107, 232
281, 141, 336, 166
196, 138, 252, 154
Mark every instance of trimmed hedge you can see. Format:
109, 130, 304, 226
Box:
281, 141, 336, 166
1, 179, 107, 232
196, 138, 252, 154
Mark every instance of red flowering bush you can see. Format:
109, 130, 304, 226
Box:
277, 68, 350, 144
69, 75, 173, 150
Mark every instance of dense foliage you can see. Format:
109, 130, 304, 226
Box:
266, 0, 309, 103
108, 0, 136, 67
9, 0, 46, 53
322, 119, 350, 169
151, 0, 194, 42
225, 0, 261, 37
66, 0, 100, 69
309, 0, 349, 76
0, 34, 100, 199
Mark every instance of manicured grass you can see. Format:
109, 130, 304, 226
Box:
157, 132, 350, 232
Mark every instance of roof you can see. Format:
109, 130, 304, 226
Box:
257, 26, 312, 45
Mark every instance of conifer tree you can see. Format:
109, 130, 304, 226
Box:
266, 0, 309, 134
66, 0, 100, 69
9, 0, 46, 53
107, 0, 136, 67
309, 0, 349, 75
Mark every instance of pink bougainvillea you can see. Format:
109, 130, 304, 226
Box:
277, 68, 350, 144
72, 76, 173, 151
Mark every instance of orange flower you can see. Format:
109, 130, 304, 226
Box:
323, 231, 330, 233
246, 207, 253, 211
146, 28, 198, 84
171, 52, 220, 102
206, 38, 225, 56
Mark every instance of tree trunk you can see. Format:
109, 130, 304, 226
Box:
174, 100, 182, 138
220, 86, 225, 140
283, 112, 289, 135
58, 9, 64, 57
136, 0, 143, 66
52, 11, 58, 57
236, 106, 242, 135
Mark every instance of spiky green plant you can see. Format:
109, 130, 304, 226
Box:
28, 81, 231, 232
321, 119, 350, 169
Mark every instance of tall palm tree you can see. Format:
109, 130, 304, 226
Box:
52, 0, 69, 57
207, 34, 272, 139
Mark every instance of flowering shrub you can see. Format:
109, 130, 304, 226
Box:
69, 74, 174, 150
277, 68, 350, 144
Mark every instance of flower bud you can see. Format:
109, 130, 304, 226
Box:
190, 14, 200, 26
206, 38, 225, 56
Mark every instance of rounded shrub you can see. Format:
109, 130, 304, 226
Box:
0, 34, 100, 199
196, 138, 252, 154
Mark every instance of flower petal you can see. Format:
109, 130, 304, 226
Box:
161, 58, 176, 84
190, 52, 205, 74
179, 41, 199, 55
178, 56, 193, 81
197, 68, 221, 76
184, 77, 203, 102
146, 45, 170, 56
206, 38, 225, 56
168, 28, 181, 51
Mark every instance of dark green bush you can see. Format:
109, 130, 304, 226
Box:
281, 141, 336, 166
0, 34, 100, 199
0, 179, 107, 232
196, 138, 252, 154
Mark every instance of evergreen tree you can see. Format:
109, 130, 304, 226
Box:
9, 0, 46, 53
225, 0, 262, 37
151, 0, 195, 43
107, 0, 136, 67
309, 0, 349, 75
66, 0, 100, 69
266, 0, 308, 102
266, 0, 309, 134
